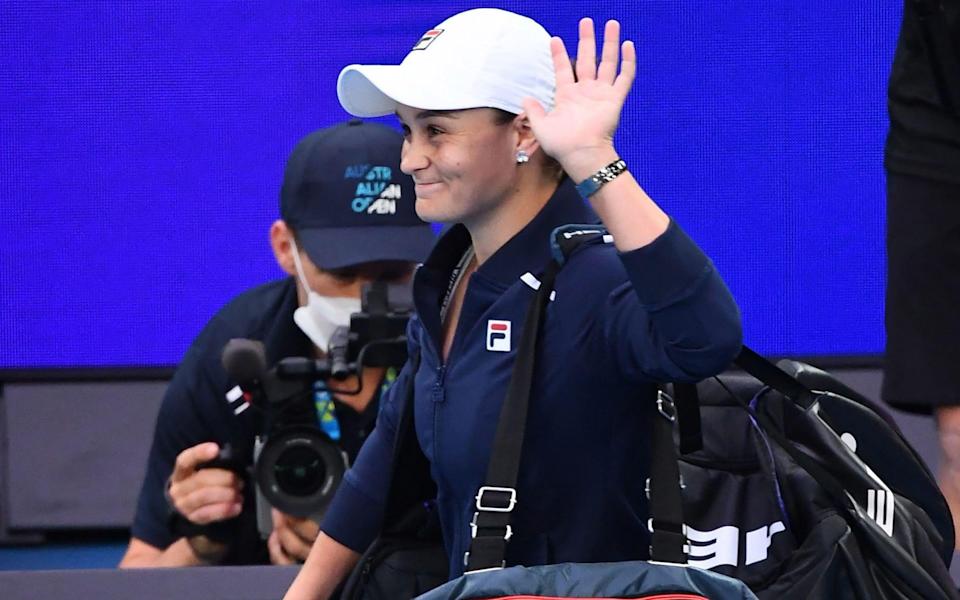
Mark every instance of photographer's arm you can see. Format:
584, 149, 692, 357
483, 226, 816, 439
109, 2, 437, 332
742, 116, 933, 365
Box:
119, 536, 211, 567
120, 442, 242, 568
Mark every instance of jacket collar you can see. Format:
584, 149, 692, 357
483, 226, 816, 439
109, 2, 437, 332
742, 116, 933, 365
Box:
413, 178, 597, 342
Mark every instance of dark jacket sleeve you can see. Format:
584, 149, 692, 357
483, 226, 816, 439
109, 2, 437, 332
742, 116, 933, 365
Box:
320, 317, 421, 553
604, 220, 742, 382
130, 341, 224, 549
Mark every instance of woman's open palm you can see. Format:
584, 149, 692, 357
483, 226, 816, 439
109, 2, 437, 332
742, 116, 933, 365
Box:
523, 18, 636, 165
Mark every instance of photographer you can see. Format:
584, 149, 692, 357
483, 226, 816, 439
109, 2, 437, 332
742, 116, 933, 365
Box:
119, 120, 435, 567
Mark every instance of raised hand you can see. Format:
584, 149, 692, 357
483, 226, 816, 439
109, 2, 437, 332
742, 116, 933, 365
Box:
523, 18, 636, 180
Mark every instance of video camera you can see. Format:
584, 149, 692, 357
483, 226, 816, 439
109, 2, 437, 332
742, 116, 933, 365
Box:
217, 281, 412, 538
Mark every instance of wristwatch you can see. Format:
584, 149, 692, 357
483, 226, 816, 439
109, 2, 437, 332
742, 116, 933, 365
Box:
575, 158, 628, 198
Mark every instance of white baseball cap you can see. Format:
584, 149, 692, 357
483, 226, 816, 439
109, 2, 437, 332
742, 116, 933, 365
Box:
337, 8, 556, 118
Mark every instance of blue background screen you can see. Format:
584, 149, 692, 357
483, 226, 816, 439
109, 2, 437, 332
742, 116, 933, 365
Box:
0, 1, 899, 369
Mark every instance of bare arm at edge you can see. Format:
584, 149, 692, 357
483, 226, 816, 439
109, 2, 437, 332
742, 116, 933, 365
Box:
283, 532, 361, 600
118, 537, 208, 568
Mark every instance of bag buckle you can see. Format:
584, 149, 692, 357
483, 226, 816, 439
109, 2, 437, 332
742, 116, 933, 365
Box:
469, 512, 513, 541
647, 518, 689, 535
475, 486, 517, 513
644, 475, 685, 500
464, 487, 516, 572
462, 551, 506, 570
657, 390, 676, 421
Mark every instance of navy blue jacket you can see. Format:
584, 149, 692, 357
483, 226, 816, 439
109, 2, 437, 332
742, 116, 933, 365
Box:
322, 179, 742, 578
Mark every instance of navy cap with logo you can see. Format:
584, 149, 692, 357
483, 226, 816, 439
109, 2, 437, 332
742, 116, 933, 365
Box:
280, 119, 435, 269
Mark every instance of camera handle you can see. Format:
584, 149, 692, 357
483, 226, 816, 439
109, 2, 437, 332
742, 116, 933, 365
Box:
196, 442, 317, 542
195, 442, 247, 473
168, 443, 248, 547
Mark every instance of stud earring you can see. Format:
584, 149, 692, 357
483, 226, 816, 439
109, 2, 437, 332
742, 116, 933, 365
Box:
515, 150, 529, 164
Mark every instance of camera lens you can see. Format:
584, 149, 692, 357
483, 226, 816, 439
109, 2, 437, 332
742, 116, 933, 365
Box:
273, 445, 326, 496
255, 427, 348, 518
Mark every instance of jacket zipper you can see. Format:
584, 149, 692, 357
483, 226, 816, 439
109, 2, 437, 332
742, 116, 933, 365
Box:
432, 364, 447, 486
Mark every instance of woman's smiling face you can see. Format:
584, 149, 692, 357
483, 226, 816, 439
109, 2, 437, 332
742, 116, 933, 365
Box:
396, 104, 519, 226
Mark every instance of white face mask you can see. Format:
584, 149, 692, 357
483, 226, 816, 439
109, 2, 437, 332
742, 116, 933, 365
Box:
289, 239, 362, 352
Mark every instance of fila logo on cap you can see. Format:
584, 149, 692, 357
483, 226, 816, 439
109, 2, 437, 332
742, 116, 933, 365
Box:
486, 320, 511, 352
412, 29, 444, 51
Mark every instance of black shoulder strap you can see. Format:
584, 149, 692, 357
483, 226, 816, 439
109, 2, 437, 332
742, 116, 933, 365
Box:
464, 259, 560, 571
672, 382, 704, 455
674, 346, 816, 454
647, 390, 687, 563
735, 346, 815, 408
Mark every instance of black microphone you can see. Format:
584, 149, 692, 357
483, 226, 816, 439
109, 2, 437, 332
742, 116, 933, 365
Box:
328, 326, 351, 380
222, 338, 268, 401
